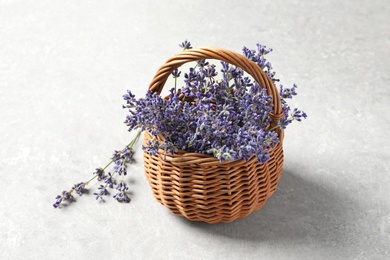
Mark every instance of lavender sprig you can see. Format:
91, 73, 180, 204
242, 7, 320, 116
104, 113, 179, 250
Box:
53, 130, 141, 208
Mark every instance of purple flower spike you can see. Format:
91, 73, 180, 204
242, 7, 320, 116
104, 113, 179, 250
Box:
53, 190, 73, 208
93, 167, 106, 181
104, 172, 116, 189
113, 182, 130, 203
93, 185, 109, 200
53, 195, 62, 208
172, 69, 181, 78
179, 40, 192, 50
72, 182, 86, 196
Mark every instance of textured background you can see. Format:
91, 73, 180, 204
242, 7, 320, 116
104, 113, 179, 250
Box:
1, 0, 389, 259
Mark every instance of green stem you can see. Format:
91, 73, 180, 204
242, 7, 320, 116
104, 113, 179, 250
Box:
269, 116, 294, 131
130, 129, 142, 148
84, 129, 142, 186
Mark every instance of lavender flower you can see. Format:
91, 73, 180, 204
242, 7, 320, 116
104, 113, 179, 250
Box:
142, 139, 160, 156
197, 59, 209, 67
278, 107, 307, 129
278, 117, 292, 129
179, 40, 192, 50
104, 172, 116, 188
53, 191, 73, 208
113, 181, 130, 203
172, 69, 181, 78
93, 167, 105, 181
114, 160, 126, 175
280, 84, 298, 99
291, 108, 307, 121
201, 64, 218, 78
242, 44, 279, 82
72, 182, 86, 196
121, 146, 134, 160
112, 146, 135, 175
94, 185, 109, 200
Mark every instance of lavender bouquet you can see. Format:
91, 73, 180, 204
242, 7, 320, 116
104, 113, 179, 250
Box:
53, 41, 306, 208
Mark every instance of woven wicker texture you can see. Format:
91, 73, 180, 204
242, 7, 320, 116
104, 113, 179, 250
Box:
143, 47, 284, 223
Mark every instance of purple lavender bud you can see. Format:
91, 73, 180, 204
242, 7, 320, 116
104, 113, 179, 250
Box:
62, 190, 73, 201
53, 195, 63, 208
114, 160, 128, 176
121, 147, 134, 160
172, 69, 181, 78
278, 118, 292, 129
104, 172, 116, 189
112, 150, 121, 161
256, 149, 270, 163
93, 185, 109, 200
264, 131, 279, 147
202, 65, 218, 78
53, 190, 73, 208
113, 182, 130, 203
242, 47, 256, 61
123, 90, 135, 101
179, 40, 192, 50
93, 168, 105, 181
280, 84, 298, 99
197, 59, 209, 67
291, 108, 306, 121
142, 139, 160, 156
72, 182, 86, 196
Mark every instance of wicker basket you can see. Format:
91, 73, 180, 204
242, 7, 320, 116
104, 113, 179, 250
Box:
143, 47, 285, 224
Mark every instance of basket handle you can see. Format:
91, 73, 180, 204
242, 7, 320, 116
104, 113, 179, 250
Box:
148, 47, 284, 132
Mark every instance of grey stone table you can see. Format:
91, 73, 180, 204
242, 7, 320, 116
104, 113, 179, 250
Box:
1, 0, 389, 259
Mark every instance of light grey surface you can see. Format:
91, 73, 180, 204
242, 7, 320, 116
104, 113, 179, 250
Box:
1, 0, 389, 259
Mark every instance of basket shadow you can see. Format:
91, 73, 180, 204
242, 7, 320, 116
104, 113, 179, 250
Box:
175, 168, 357, 244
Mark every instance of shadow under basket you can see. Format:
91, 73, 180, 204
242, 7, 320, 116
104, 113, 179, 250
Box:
142, 47, 285, 224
